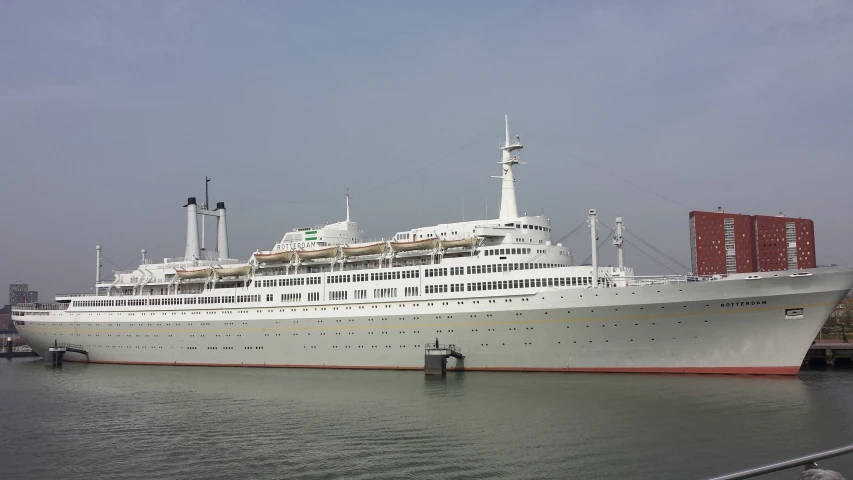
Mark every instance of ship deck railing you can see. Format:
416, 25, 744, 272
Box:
161, 257, 245, 268
624, 275, 721, 286
424, 343, 464, 359
12, 303, 70, 311
57, 274, 725, 300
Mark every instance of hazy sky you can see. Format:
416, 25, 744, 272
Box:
1, 0, 852, 301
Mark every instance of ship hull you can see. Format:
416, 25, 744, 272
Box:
15, 267, 853, 375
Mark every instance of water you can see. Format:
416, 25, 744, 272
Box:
2, 359, 853, 480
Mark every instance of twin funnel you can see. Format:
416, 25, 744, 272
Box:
184, 197, 229, 260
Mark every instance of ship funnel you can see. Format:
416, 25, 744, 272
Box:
215, 201, 229, 260
184, 197, 200, 260
95, 245, 101, 285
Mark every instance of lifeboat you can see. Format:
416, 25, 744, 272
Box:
295, 246, 338, 260
214, 264, 251, 277
389, 237, 438, 253
439, 237, 477, 250
341, 241, 386, 258
253, 251, 294, 264
175, 267, 213, 279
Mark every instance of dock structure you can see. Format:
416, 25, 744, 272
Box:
424, 343, 464, 375
0, 335, 38, 358
45, 346, 66, 366
804, 342, 853, 368
0, 350, 39, 359
43, 341, 88, 366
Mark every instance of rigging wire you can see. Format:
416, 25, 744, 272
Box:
622, 227, 691, 272
580, 224, 615, 266
510, 121, 693, 211
99, 256, 123, 272
353, 122, 505, 198
528, 219, 589, 263
215, 122, 505, 205
596, 220, 687, 273
584, 220, 690, 275
555, 220, 590, 245
621, 237, 680, 275
120, 257, 142, 271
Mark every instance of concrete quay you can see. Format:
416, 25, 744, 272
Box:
804, 340, 853, 368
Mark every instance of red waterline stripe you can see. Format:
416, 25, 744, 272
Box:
451, 365, 801, 375
61, 359, 800, 375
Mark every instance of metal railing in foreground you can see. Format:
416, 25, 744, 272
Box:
703, 444, 853, 480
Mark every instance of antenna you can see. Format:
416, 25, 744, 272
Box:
462, 195, 465, 222
505, 114, 510, 145
589, 209, 599, 288
614, 216, 624, 269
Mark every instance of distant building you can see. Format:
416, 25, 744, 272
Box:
9, 283, 27, 306
8, 284, 38, 306
689, 208, 816, 276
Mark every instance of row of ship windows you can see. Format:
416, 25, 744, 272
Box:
62, 277, 631, 315
62, 277, 606, 312
273, 277, 602, 302
330, 288, 423, 300
484, 247, 532, 256
18, 317, 714, 333
257, 262, 567, 287
48, 335, 706, 352
73, 295, 263, 308
257, 277, 322, 288
327, 270, 421, 284
471, 277, 604, 290
79, 262, 579, 307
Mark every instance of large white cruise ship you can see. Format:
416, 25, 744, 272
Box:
13, 117, 853, 374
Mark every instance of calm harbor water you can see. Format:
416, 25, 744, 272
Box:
2, 359, 853, 480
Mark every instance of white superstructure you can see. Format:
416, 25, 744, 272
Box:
12, 117, 853, 374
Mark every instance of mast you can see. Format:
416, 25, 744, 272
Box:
614, 216, 624, 269
496, 115, 523, 220
589, 209, 598, 288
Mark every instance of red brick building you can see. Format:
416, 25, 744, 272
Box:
689, 208, 816, 276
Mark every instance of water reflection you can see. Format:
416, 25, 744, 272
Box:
2, 360, 853, 479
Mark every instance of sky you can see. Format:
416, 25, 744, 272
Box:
1, 0, 852, 301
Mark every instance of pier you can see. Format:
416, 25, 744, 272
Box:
42, 341, 88, 366
804, 341, 853, 368
424, 343, 464, 375
0, 335, 38, 358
